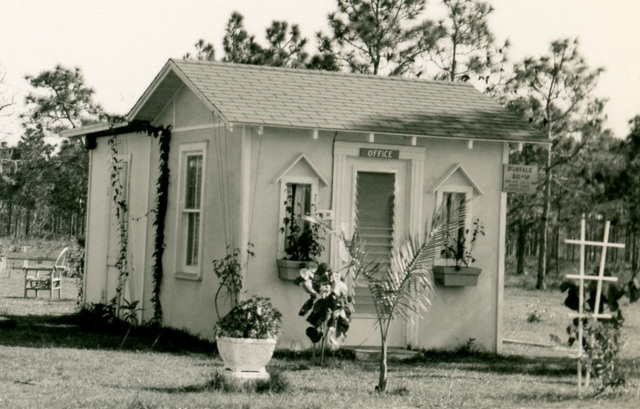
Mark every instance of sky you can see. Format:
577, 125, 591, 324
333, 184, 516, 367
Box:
0, 0, 639, 145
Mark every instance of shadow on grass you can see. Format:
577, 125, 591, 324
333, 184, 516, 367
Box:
401, 349, 577, 378
0, 312, 215, 354
144, 370, 290, 394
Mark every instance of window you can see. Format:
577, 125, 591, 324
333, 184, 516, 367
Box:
436, 188, 472, 263
283, 183, 312, 239
176, 142, 207, 278
277, 176, 318, 259
443, 191, 466, 247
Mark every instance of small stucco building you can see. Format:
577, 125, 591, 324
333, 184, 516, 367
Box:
68, 59, 545, 352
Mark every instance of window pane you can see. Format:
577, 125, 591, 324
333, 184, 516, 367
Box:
185, 155, 203, 210
443, 192, 466, 249
185, 213, 200, 266
285, 183, 311, 239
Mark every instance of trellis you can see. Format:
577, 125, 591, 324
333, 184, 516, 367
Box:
564, 216, 624, 396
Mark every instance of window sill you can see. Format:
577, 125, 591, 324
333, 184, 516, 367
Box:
174, 271, 202, 281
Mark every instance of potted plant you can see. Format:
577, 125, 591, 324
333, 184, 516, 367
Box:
215, 296, 282, 380
277, 193, 324, 280
295, 263, 353, 363
434, 218, 485, 286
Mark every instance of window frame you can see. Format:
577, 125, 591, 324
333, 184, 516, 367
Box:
435, 186, 473, 264
174, 141, 207, 280
277, 176, 318, 259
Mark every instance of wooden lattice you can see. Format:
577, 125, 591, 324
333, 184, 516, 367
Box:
564, 216, 624, 396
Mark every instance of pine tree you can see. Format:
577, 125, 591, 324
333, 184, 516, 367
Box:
319, 0, 443, 75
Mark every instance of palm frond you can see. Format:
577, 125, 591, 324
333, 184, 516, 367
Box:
302, 205, 468, 327
372, 205, 469, 325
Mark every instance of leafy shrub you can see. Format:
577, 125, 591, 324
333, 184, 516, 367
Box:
295, 263, 353, 347
526, 301, 547, 323
561, 275, 629, 392
214, 296, 282, 339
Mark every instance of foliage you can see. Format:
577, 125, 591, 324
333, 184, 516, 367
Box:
214, 296, 282, 339
220, 11, 310, 68
183, 39, 215, 61
119, 299, 141, 326
430, 0, 510, 95
560, 272, 630, 392
0, 63, 14, 117
150, 126, 171, 323
504, 38, 605, 289
107, 135, 129, 312
305, 206, 464, 392
441, 218, 484, 269
67, 238, 85, 309
212, 244, 254, 320
295, 263, 353, 355
0, 64, 103, 239
319, 0, 443, 75
431, 0, 509, 92
281, 194, 324, 262
525, 301, 547, 323
23, 65, 104, 133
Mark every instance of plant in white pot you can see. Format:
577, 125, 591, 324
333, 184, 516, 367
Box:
214, 296, 282, 381
434, 218, 485, 286
277, 192, 324, 280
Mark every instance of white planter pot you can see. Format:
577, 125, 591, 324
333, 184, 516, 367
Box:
216, 337, 277, 380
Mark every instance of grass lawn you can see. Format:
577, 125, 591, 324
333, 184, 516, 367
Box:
1, 263, 639, 408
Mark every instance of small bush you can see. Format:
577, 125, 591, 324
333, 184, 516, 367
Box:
526, 301, 548, 323
214, 296, 282, 339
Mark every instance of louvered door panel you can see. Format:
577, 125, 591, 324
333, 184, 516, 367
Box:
354, 171, 395, 314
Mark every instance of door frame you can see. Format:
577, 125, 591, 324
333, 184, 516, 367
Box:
330, 141, 425, 346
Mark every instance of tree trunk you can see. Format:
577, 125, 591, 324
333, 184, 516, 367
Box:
537, 146, 552, 289
516, 221, 527, 275
378, 338, 388, 393
6, 202, 12, 237
24, 209, 31, 238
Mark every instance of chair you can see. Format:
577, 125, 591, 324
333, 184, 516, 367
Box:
23, 247, 69, 299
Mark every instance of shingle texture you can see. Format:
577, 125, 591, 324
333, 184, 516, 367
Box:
160, 59, 543, 142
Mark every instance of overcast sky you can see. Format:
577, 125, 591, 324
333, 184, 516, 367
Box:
1, 0, 639, 144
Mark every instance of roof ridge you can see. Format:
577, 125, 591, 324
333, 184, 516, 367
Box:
169, 58, 475, 88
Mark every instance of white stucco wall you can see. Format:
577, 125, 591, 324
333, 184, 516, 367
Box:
416, 138, 506, 352
84, 132, 152, 309
85, 84, 508, 353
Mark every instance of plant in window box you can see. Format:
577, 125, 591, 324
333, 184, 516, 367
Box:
277, 192, 325, 280
294, 263, 353, 364
214, 296, 282, 381
434, 218, 485, 287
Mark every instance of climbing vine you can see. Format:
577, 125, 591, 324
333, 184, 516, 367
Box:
105, 123, 170, 324
149, 125, 171, 323
107, 135, 129, 312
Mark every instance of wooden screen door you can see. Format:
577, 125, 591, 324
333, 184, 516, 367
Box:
345, 159, 408, 347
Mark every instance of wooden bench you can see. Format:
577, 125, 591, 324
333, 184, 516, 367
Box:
11, 247, 70, 299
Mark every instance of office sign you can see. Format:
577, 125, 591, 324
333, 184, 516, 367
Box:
359, 148, 399, 159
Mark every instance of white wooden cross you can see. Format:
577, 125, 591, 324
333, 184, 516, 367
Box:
564, 216, 624, 396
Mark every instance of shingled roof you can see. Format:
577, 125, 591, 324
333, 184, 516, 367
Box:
128, 59, 545, 143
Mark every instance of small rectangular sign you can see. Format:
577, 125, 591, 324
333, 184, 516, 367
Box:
503, 164, 538, 194
359, 148, 399, 159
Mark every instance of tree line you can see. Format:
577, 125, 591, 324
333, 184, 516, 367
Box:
2, 0, 638, 290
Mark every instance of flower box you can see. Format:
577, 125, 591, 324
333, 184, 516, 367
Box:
277, 259, 306, 281
433, 266, 482, 287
